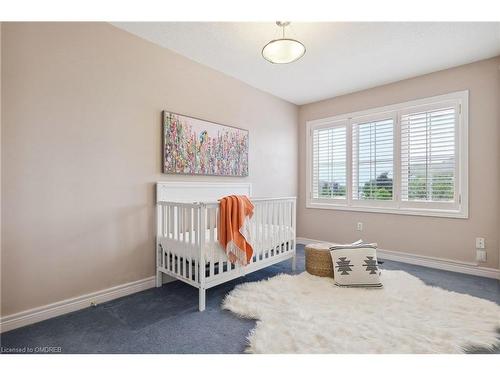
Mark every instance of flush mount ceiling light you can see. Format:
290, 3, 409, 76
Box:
262, 21, 306, 64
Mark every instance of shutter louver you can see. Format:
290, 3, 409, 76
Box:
352, 118, 394, 201
401, 107, 456, 202
312, 125, 347, 200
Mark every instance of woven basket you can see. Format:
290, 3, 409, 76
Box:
305, 242, 336, 277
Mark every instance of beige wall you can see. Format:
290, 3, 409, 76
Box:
0, 22, 298, 316
298, 57, 500, 270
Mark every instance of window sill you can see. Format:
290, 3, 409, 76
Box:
305, 201, 468, 219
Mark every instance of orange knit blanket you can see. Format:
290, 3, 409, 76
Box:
218, 195, 254, 265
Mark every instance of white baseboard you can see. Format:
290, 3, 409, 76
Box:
376, 249, 500, 280
296, 237, 500, 280
0, 276, 156, 333
297, 237, 324, 245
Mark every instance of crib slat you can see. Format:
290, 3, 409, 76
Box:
180, 207, 185, 277
208, 208, 215, 277
168, 205, 175, 239
290, 200, 294, 248
165, 204, 170, 238
212, 207, 217, 273
251, 205, 256, 263
209, 207, 215, 243
271, 202, 278, 255
271, 202, 276, 255
170, 205, 175, 240
282, 201, 286, 251
287, 201, 291, 249
172, 205, 176, 240
165, 206, 170, 271
179, 205, 183, 236
166, 204, 170, 239
186, 206, 190, 244
164, 204, 170, 271
179, 206, 183, 275
248, 207, 253, 263
281, 202, 288, 252
161, 205, 166, 237
182, 207, 187, 277
260, 202, 264, 258
215, 206, 221, 273
277, 201, 281, 253
285, 201, 292, 250
188, 207, 192, 280
176, 206, 180, 242
280, 201, 284, 252
261, 203, 268, 259
276, 201, 281, 254
157, 204, 161, 238
185, 206, 189, 278
266, 202, 270, 256
265, 202, 269, 258
175, 206, 178, 242
284, 201, 288, 248
216, 206, 225, 274
184, 206, 189, 278
255, 205, 259, 262
279, 202, 283, 253
163, 204, 167, 238
194, 207, 199, 283
257, 203, 263, 261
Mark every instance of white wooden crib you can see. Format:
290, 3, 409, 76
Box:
156, 182, 296, 311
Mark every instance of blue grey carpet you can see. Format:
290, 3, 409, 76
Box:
1, 245, 499, 353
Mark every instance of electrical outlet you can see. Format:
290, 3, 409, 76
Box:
357, 222, 363, 231
476, 249, 487, 262
475, 237, 485, 249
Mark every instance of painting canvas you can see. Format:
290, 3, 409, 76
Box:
163, 111, 249, 176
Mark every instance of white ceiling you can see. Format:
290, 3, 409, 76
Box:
112, 22, 500, 105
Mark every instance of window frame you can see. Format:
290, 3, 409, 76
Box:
310, 119, 348, 205
350, 111, 398, 209
305, 90, 469, 219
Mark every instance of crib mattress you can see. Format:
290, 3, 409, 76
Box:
161, 224, 293, 263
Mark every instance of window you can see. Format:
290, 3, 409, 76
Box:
306, 91, 468, 218
352, 116, 394, 203
400, 106, 456, 203
312, 122, 347, 200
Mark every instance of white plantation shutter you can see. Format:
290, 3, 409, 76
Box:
307, 91, 467, 218
312, 124, 347, 200
400, 105, 457, 203
352, 117, 394, 201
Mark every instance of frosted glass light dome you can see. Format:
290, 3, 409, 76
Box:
262, 38, 306, 64
262, 22, 306, 64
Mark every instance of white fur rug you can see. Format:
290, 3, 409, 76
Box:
222, 271, 500, 354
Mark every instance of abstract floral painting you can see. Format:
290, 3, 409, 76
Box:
163, 111, 249, 176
